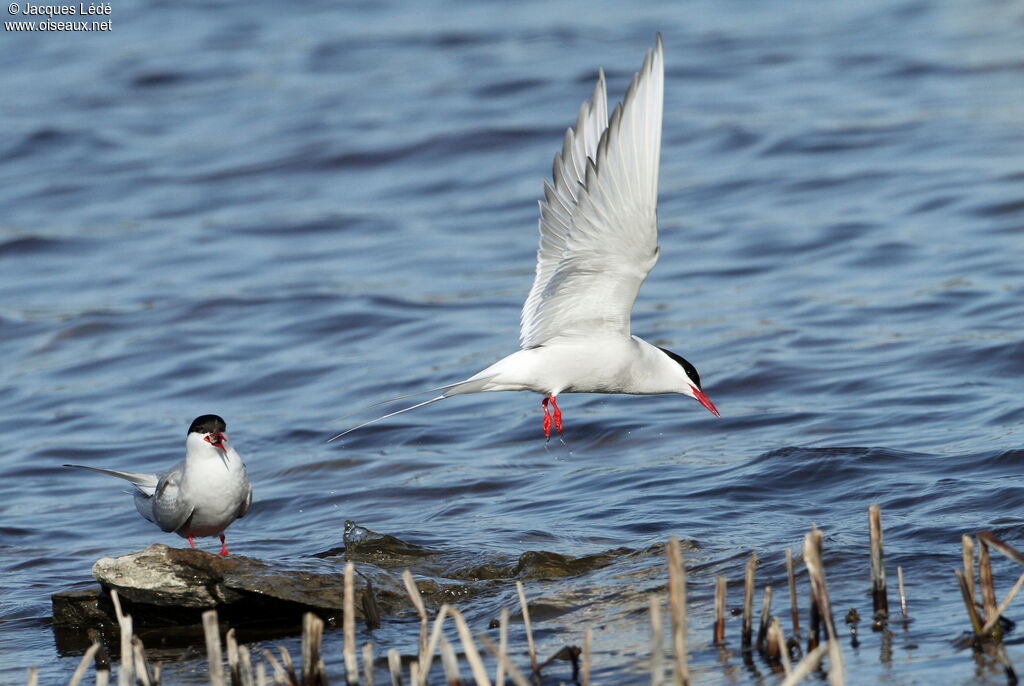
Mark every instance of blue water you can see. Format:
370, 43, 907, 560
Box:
3, 0, 1024, 683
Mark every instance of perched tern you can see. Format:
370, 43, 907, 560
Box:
64, 414, 252, 554
334, 35, 718, 441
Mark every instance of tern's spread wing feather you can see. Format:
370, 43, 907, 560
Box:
520, 35, 663, 347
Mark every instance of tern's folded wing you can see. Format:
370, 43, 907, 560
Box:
520, 35, 663, 348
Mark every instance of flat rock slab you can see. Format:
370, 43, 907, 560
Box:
53, 544, 377, 629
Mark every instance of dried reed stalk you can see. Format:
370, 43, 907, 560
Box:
495, 608, 508, 686
110, 589, 135, 686
803, 529, 845, 686
742, 552, 758, 649
227, 628, 241, 686
767, 616, 791, 675
387, 648, 403, 686
418, 603, 451, 685
666, 536, 689, 685
649, 594, 664, 686
868, 504, 888, 619
439, 637, 462, 685
515, 581, 538, 675
711, 575, 725, 646
277, 646, 299, 686
979, 531, 1024, 566
68, 641, 101, 686
477, 635, 531, 686
779, 643, 828, 686
978, 538, 1001, 641
786, 547, 800, 636
403, 570, 429, 666
260, 649, 291, 686
897, 566, 907, 619
24, 667, 37, 686
447, 605, 492, 686
756, 586, 773, 651
132, 636, 153, 686
238, 643, 255, 686
954, 569, 984, 635
364, 643, 375, 686
962, 535, 976, 606
202, 610, 225, 686
980, 570, 1024, 638
344, 562, 359, 685
582, 627, 592, 686
301, 613, 325, 686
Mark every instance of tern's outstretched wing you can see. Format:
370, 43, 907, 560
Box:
520, 35, 664, 348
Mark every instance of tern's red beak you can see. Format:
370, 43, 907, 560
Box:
205, 432, 227, 450
691, 386, 720, 417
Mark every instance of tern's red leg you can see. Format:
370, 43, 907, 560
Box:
541, 397, 552, 439
219, 534, 229, 556
549, 395, 563, 434
187, 536, 196, 549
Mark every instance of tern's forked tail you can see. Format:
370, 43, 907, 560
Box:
327, 373, 498, 443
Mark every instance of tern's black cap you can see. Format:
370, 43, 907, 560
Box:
657, 347, 702, 390
188, 414, 227, 435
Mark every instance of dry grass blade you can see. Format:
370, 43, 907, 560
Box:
897, 566, 908, 619
742, 552, 758, 649
649, 594, 664, 686
980, 570, 1024, 638
515, 581, 538, 675
344, 562, 359, 685
756, 586, 773, 651
714, 575, 726, 645
387, 648, 403, 686
403, 570, 429, 665
133, 636, 153, 686
67, 641, 100, 686
364, 643, 376, 686
110, 589, 135, 686
868, 504, 888, 619
261, 649, 292, 686
978, 538, 1001, 641
780, 643, 829, 686
666, 536, 689, 685
786, 547, 800, 636
439, 637, 462, 685
963, 535, 977, 606
447, 606, 492, 686
496, 608, 509, 686
767, 617, 791, 675
202, 610, 226, 686
582, 627, 592, 686
477, 635, 532, 686
954, 569, 984, 635
979, 532, 1024, 567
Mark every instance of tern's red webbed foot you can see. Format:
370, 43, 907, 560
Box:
219, 534, 229, 556
541, 396, 563, 439
549, 396, 563, 435
541, 397, 552, 439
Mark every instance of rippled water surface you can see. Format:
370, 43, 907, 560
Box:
3, 0, 1024, 683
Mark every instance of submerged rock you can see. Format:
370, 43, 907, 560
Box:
53, 544, 375, 629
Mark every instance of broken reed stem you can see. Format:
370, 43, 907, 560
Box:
515, 581, 539, 675
742, 552, 758, 650
403, 570, 429, 666
954, 569, 984, 635
277, 646, 299, 686
363, 643, 376, 686
25, 667, 37, 686
980, 570, 1024, 637
786, 547, 800, 636
110, 589, 135, 686
779, 643, 829, 686
261, 649, 289, 685
132, 637, 153, 686
980, 531, 1024, 566
439, 637, 461, 685
767, 617, 791, 675
962, 535, 977, 606
418, 604, 451, 685
387, 648, 403, 686
666, 536, 689, 686
868, 504, 888, 619
803, 529, 845, 686
897, 566, 908, 619
68, 641, 101, 686
756, 586, 773, 651
301, 613, 325, 686
447, 606, 492, 686
238, 643, 255, 686
496, 608, 508, 686
202, 610, 225, 686
478, 635, 532, 686
582, 627, 592, 686
650, 594, 664, 686
255, 661, 267, 686
344, 562, 359, 685
226, 629, 241, 686
978, 538, 1001, 641
713, 576, 726, 646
